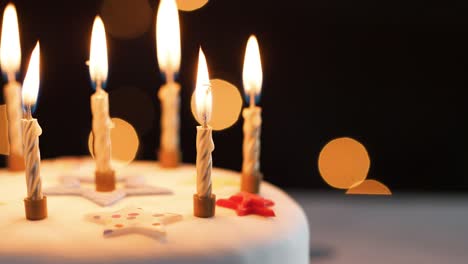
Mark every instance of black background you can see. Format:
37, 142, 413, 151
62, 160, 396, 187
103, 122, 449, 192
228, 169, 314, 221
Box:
1, 0, 467, 191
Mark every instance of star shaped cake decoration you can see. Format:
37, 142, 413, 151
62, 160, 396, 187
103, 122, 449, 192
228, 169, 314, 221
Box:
87, 206, 182, 239
216, 192, 276, 217
44, 174, 172, 206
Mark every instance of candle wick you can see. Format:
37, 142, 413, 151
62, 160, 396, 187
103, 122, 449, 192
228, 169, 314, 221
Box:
166, 71, 175, 84
26, 105, 32, 120
96, 79, 102, 92
249, 92, 255, 108
7, 72, 15, 82
203, 108, 209, 128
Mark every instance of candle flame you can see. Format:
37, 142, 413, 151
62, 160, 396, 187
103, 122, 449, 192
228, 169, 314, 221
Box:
0, 3, 21, 77
242, 35, 263, 98
89, 16, 108, 88
156, 0, 181, 79
22, 42, 40, 106
195, 48, 212, 125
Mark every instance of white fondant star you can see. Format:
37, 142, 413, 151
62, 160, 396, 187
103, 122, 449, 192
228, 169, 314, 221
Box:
44, 175, 172, 206
87, 206, 182, 239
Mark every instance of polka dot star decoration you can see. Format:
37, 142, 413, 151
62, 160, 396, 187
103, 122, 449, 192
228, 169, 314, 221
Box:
318, 137, 391, 195
87, 206, 182, 239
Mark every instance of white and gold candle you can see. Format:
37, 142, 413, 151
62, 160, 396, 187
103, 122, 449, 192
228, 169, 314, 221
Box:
242, 107, 261, 177
21, 42, 42, 200
89, 16, 113, 175
194, 49, 214, 198
90, 88, 113, 173
156, 0, 182, 167
192, 48, 216, 218
1, 3, 24, 168
241, 35, 263, 193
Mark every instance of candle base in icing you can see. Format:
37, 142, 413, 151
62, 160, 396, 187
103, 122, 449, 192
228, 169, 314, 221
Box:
95, 170, 116, 192
193, 194, 216, 218
24, 196, 47, 220
241, 172, 263, 194
158, 149, 181, 168
7, 152, 25, 172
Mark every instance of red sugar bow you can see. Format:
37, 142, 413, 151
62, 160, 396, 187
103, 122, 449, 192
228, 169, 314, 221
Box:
216, 192, 275, 217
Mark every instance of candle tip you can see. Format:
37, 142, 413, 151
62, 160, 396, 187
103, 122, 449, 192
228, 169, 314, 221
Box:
89, 15, 108, 90
0, 3, 21, 76
242, 35, 263, 101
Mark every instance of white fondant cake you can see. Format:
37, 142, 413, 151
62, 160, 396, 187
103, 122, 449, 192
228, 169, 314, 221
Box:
0, 157, 309, 264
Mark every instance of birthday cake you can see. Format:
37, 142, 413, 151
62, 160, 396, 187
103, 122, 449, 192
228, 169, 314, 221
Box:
0, 157, 310, 264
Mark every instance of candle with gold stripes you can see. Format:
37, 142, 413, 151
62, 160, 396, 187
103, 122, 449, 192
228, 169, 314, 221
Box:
89, 16, 115, 192
156, 0, 182, 167
193, 48, 216, 218
241, 35, 264, 194
21, 42, 47, 221
0, 3, 24, 171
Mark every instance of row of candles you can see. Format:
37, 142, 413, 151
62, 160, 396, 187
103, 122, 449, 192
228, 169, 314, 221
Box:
0, 0, 263, 219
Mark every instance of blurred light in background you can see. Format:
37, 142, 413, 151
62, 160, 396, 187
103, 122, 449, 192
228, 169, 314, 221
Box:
101, 0, 152, 39
319, 137, 391, 195
88, 117, 139, 169
346, 179, 391, 195
191, 78, 243, 131
176, 0, 209, 11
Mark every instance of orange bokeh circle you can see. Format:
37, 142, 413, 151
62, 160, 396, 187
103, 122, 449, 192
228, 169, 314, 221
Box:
318, 137, 370, 189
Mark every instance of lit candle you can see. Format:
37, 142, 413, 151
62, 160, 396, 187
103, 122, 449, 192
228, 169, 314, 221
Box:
156, 0, 182, 168
241, 35, 263, 193
21, 42, 47, 220
0, 3, 24, 171
89, 16, 115, 192
193, 48, 216, 218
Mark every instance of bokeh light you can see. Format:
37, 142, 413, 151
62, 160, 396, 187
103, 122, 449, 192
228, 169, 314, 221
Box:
88, 117, 139, 169
346, 179, 392, 195
101, 0, 152, 39
176, 0, 209, 11
0, 104, 9, 155
318, 137, 370, 189
191, 79, 243, 131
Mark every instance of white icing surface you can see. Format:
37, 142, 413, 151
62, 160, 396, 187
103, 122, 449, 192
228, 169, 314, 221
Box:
0, 157, 309, 264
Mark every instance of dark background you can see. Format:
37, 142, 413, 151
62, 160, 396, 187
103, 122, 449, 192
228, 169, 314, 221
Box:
1, 0, 467, 192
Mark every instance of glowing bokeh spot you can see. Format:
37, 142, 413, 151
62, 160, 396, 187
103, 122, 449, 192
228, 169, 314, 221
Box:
88, 118, 139, 169
318, 137, 370, 189
176, 0, 208, 11
101, 0, 152, 39
191, 79, 243, 131
346, 179, 392, 195
0, 104, 9, 155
